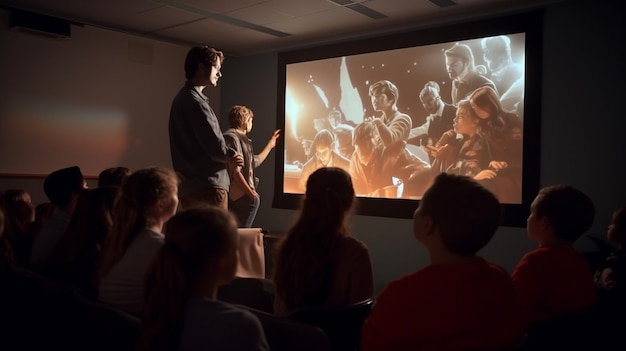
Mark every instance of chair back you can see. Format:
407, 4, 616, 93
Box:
217, 277, 275, 313
1, 267, 140, 351
71, 289, 141, 351
240, 305, 332, 351
288, 298, 374, 351
521, 306, 602, 350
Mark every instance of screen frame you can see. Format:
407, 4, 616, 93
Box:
273, 10, 543, 227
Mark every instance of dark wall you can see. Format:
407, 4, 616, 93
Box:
219, 0, 626, 293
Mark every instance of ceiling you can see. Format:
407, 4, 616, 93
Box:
0, 0, 566, 57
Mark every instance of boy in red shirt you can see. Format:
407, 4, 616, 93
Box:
512, 185, 597, 325
361, 173, 524, 351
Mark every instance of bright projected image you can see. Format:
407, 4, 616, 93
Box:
282, 33, 526, 205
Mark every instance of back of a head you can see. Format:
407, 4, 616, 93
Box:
286, 166, 356, 252
99, 167, 178, 280
43, 166, 85, 208
98, 167, 131, 188
140, 206, 237, 351
50, 186, 120, 270
118, 167, 178, 221
420, 173, 502, 256
275, 167, 356, 310
303, 167, 355, 221
228, 105, 253, 129
0, 189, 33, 228
353, 121, 378, 146
534, 185, 595, 242
81, 186, 120, 243
164, 206, 238, 277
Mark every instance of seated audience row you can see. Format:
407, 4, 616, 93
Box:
0, 163, 620, 351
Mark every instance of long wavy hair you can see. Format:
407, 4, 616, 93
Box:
273, 167, 356, 311
96, 167, 178, 282
469, 86, 517, 139
138, 206, 238, 351
49, 186, 120, 289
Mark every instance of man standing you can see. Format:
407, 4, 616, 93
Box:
444, 43, 497, 106
169, 46, 242, 210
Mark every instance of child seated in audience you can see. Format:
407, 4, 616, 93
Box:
594, 206, 626, 314
138, 206, 268, 351
97, 167, 178, 316
512, 184, 597, 325
30, 166, 87, 271
361, 173, 524, 351
272, 167, 374, 316
0, 189, 36, 268
46, 186, 120, 293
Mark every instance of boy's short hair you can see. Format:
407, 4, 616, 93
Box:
419, 173, 502, 256
353, 121, 378, 146
228, 105, 253, 129
368, 80, 399, 105
444, 43, 475, 66
311, 129, 334, 150
534, 185, 595, 242
43, 166, 85, 208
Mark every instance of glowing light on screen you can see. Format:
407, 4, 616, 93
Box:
339, 56, 365, 124
312, 84, 329, 109
285, 88, 300, 140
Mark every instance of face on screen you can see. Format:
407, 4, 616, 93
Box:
355, 140, 375, 166
420, 93, 439, 115
370, 92, 393, 112
445, 56, 465, 80
453, 107, 477, 135
315, 146, 331, 166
